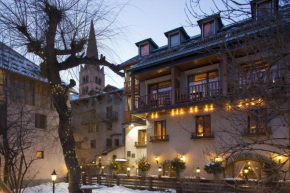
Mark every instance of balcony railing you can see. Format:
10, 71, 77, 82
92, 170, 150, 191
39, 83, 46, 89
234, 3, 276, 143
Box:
136, 91, 171, 110
243, 127, 271, 136
230, 68, 285, 94
124, 81, 139, 95
135, 141, 147, 147
149, 135, 169, 142
175, 81, 221, 103
191, 132, 215, 139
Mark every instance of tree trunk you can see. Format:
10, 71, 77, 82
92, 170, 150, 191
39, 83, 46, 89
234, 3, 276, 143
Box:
58, 114, 81, 193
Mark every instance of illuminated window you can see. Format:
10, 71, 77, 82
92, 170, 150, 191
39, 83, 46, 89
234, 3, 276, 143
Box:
248, 109, 267, 134
154, 120, 166, 136
196, 115, 211, 136
203, 21, 215, 37
140, 43, 149, 56
36, 151, 44, 159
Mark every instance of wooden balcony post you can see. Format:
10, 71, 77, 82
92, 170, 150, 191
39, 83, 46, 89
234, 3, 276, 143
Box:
131, 77, 135, 110
221, 53, 229, 96
171, 67, 180, 105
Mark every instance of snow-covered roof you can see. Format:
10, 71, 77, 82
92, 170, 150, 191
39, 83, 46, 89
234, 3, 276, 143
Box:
0, 42, 46, 82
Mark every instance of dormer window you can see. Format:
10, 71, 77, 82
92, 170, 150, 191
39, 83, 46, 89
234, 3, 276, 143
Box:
257, 1, 273, 19
140, 43, 149, 56
203, 20, 215, 37
170, 33, 180, 47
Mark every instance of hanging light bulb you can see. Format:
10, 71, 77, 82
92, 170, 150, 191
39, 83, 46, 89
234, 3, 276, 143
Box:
195, 106, 198, 113
180, 109, 184, 115
151, 113, 154, 119
155, 112, 158, 118
210, 104, 214, 111
176, 109, 179, 115
190, 107, 193, 113
204, 105, 209, 112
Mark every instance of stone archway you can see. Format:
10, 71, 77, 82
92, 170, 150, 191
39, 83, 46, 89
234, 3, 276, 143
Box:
224, 153, 276, 180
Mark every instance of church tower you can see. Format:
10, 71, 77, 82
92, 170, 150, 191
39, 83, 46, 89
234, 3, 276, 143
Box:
79, 20, 105, 97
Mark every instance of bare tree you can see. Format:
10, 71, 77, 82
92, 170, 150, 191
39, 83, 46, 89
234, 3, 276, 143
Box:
184, 0, 290, 191
0, 0, 125, 192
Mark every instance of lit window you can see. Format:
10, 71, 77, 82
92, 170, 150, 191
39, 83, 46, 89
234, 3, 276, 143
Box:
154, 120, 166, 137
203, 21, 215, 37
36, 151, 44, 159
257, 1, 272, 20
140, 43, 149, 56
88, 124, 98, 133
196, 115, 211, 136
35, 114, 47, 129
170, 33, 180, 47
248, 109, 267, 134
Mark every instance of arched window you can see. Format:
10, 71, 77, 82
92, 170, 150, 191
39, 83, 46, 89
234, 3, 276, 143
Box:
95, 76, 99, 83
99, 78, 102, 85
82, 77, 85, 84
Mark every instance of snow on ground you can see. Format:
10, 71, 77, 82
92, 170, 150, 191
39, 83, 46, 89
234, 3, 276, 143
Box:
23, 183, 175, 193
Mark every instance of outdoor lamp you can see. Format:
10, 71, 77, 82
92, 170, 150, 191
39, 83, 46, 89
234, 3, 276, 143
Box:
196, 167, 201, 174
127, 166, 131, 177
155, 156, 159, 164
130, 123, 135, 127
158, 166, 162, 178
244, 166, 249, 174
278, 155, 282, 163
99, 156, 101, 160
51, 170, 57, 193
180, 156, 185, 162
101, 166, 105, 170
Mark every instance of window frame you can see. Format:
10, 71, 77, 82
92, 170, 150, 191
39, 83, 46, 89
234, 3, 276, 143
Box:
202, 20, 215, 38
90, 139, 96, 149
140, 43, 149, 56
169, 32, 180, 47
36, 151, 44, 159
35, 113, 47, 129
106, 138, 112, 147
154, 120, 166, 137
256, 0, 273, 20
248, 108, 267, 134
195, 115, 211, 136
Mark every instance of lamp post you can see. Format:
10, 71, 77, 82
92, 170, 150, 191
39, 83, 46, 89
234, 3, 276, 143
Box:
98, 156, 102, 168
127, 167, 130, 177
158, 166, 162, 178
51, 170, 57, 193
244, 166, 249, 181
196, 167, 201, 179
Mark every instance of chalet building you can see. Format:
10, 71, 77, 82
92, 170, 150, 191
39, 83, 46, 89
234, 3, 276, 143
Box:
121, 0, 290, 179
0, 42, 67, 185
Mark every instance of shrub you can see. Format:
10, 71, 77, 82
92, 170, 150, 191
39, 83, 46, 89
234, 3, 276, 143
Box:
204, 161, 224, 174
170, 157, 186, 172
109, 160, 121, 171
137, 156, 151, 172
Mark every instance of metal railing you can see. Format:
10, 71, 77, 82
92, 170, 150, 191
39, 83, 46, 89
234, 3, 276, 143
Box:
135, 141, 147, 147
149, 135, 169, 142
191, 132, 215, 139
135, 91, 171, 110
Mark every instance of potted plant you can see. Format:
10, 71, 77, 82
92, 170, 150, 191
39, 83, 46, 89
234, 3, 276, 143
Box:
204, 161, 224, 180
170, 157, 186, 179
137, 156, 151, 177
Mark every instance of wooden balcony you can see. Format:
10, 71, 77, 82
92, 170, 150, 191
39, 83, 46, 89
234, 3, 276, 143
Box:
124, 111, 146, 125
175, 81, 221, 104
124, 81, 139, 95
134, 81, 220, 111
191, 132, 215, 139
243, 127, 271, 136
149, 135, 169, 142
135, 141, 147, 147
135, 91, 171, 110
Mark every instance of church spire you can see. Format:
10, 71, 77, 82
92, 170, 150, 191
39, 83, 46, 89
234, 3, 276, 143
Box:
86, 20, 98, 59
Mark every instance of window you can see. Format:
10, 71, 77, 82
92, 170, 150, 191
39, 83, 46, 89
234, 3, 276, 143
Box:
36, 151, 44, 159
138, 130, 147, 145
99, 78, 102, 85
248, 109, 267, 134
83, 77, 86, 84
88, 124, 98, 133
127, 151, 131, 157
106, 106, 112, 117
154, 120, 166, 136
85, 76, 89, 83
203, 21, 215, 37
106, 122, 112, 130
196, 115, 211, 136
35, 114, 47, 129
95, 76, 99, 84
257, 1, 273, 20
140, 43, 149, 56
91, 140, 96, 149
149, 81, 171, 94
188, 71, 219, 98
115, 139, 119, 147
106, 138, 112, 147
170, 33, 180, 47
